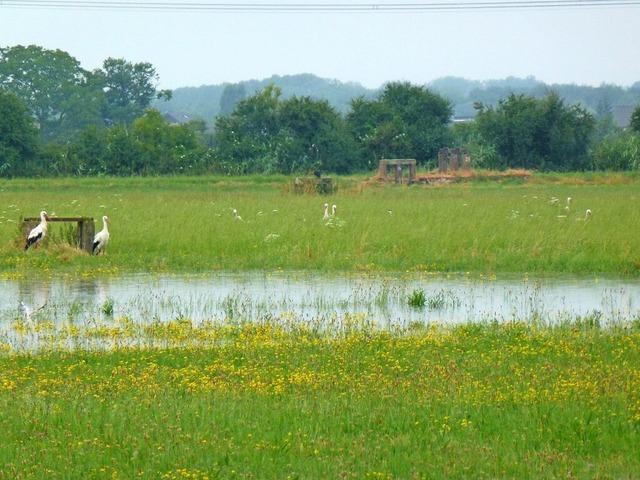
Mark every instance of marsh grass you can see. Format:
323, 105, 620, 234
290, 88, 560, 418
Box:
1, 173, 640, 276
408, 288, 427, 308
0, 319, 638, 478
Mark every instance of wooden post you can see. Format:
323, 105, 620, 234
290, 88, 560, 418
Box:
80, 219, 95, 253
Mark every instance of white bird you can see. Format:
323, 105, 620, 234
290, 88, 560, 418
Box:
19, 300, 46, 322
92, 215, 110, 255
331, 204, 337, 217
24, 211, 50, 251
233, 209, 242, 221
585, 208, 592, 219
323, 203, 330, 220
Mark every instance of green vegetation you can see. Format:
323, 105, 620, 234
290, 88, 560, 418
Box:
2, 173, 640, 479
1, 319, 638, 478
4, 45, 640, 177
408, 288, 427, 308
3, 44, 640, 480
2, 173, 640, 277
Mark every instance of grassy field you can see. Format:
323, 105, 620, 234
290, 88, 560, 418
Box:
1, 319, 639, 479
1, 172, 640, 478
1, 172, 640, 277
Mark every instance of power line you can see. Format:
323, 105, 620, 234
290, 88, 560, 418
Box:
2, 0, 640, 11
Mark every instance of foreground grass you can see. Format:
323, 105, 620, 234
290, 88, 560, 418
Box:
0, 320, 639, 479
1, 173, 640, 276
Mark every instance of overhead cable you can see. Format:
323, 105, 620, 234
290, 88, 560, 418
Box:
2, 0, 639, 11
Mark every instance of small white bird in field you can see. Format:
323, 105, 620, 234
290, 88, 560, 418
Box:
331, 204, 337, 217
585, 208, 592, 219
24, 211, 51, 251
92, 215, 110, 255
233, 209, 243, 221
19, 300, 46, 322
323, 203, 330, 220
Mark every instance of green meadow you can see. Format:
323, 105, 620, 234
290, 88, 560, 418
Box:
1, 172, 640, 276
1, 320, 639, 479
1, 172, 639, 479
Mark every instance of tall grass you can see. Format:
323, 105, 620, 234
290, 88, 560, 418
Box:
1, 173, 639, 276
0, 319, 638, 478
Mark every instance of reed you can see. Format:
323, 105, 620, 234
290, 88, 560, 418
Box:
1, 173, 639, 276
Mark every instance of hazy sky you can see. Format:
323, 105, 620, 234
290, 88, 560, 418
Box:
1, 1, 639, 90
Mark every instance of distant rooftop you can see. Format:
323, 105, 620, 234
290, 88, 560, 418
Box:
162, 111, 192, 125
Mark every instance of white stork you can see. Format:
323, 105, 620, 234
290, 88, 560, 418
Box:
233, 209, 243, 221
92, 215, 110, 255
323, 203, 330, 220
24, 211, 50, 251
331, 204, 337, 217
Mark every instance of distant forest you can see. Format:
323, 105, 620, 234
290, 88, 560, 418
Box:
3, 44, 640, 177
155, 73, 640, 126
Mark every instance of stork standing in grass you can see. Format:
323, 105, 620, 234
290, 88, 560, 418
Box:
92, 215, 110, 255
24, 211, 50, 250
323, 203, 330, 220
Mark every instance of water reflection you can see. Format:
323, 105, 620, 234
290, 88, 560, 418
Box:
2, 272, 639, 328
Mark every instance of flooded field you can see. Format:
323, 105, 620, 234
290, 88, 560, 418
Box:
2, 272, 638, 332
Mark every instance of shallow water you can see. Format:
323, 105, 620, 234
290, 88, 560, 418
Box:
2, 271, 638, 328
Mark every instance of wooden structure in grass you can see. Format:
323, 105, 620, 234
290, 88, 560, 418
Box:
378, 159, 417, 184
22, 216, 95, 253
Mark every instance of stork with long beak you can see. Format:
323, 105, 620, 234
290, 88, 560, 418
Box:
24, 211, 51, 251
92, 215, 110, 255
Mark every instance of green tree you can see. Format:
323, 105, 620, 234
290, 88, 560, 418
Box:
589, 131, 640, 170
213, 84, 282, 173
591, 114, 622, 144
278, 96, 360, 174
0, 45, 103, 141
219, 83, 247, 117
66, 125, 109, 175
0, 90, 40, 176
99, 58, 172, 125
214, 84, 360, 174
450, 121, 498, 169
474, 92, 594, 171
536, 92, 594, 170
129, 109, 207, 174
346, 82, 452, 167
629, 105, 640, 134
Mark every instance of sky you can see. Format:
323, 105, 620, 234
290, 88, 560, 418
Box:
1, 1, 639, 91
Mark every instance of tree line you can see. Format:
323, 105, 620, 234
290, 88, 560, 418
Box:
1, 45, 640, 177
